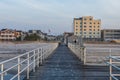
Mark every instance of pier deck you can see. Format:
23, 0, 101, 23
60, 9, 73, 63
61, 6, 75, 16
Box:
28, 44, 109, 80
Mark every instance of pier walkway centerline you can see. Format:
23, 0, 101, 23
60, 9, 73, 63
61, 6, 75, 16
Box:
28, 44, 109, 80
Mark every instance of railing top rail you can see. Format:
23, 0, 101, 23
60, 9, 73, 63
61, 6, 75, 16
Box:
86, 48, 120, 50
111, 74, 119, 80
109, 56, 120, 61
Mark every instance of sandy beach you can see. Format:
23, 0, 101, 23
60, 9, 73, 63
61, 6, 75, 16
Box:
0, 42, 53, 62
84, 43, 120, 65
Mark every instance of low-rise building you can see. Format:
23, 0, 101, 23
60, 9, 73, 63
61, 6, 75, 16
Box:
63, 32, 74, 44
101, 29, 120, 41
46, 35, 56, 40
28, 30, 47, 40
0, 29, 22, 41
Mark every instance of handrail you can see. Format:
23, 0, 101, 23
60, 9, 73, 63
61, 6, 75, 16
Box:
68, 43, 86, 64
107, 56, 120, 80
0, 43, 58, 80
111, 74, 119, 80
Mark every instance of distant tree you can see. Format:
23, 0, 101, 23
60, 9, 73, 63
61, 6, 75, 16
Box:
24, 33, 41, 41
16, 36, 22, 41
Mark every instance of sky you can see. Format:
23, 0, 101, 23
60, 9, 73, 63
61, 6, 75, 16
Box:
0, 0, 120, 35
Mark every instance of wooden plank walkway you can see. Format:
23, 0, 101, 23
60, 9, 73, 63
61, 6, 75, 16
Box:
27, 44, 109, 80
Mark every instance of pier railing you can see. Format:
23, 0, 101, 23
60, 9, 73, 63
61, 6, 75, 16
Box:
68, 43, 120, 65
107, 56, 120, 80
0, 43, 58, 80
68, 43, 86, 64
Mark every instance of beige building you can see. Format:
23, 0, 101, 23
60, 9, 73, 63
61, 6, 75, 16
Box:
74, 16, 101, 39
0, 29, 22, 41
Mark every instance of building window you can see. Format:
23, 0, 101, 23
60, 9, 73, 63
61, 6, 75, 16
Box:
84, 22, 86, 24
84, 26, 86, 28
89, 29, 92, 31
98, 29, 99, 31
89, 36, 92, 38
94, 22, 96, 24
80, 29, 82, 31
84, 29, 86, 31
89, 26, 92, 28
80, 32, 82, 34
98, 22, 100, 24
76, 22, 78, 24
76, 26, 78, 27
80, 22, 82, 24
89, 32, 92, 34
98, 26, 99, 28
94, 26, 95, 28
76, 32, 78, 34
90, 22, 92, 24
84, 32, 86, 34
94, 29, 95, 31
76, 29, 78, 31
84, 18, 87, 20
90, 18, 92, 20
9, 35, 12, 37
80, 26, 82, 28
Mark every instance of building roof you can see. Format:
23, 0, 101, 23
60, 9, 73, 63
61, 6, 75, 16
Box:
74, 18, 82, 20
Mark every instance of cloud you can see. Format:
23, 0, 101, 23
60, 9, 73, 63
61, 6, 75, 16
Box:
0, 0, 120, 34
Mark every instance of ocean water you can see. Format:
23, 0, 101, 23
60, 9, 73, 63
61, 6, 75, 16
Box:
0, 72, 25, 80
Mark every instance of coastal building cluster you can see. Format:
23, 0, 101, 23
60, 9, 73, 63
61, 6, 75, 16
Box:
0, 29, 56, 41
64, 16, 120, 44
0, 16, 120, 42
73, 16, 120, 41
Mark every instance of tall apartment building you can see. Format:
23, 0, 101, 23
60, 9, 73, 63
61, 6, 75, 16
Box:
74, 16, 101, 40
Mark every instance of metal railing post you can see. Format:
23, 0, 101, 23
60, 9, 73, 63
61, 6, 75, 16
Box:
84, 47, 86, 64
81, 47, 83, 61
43, 48, 44, 61
40, 48, 43, 65
18, 57, 21, 80
33, 50, 36, 72
43, 48, 46, 59
37, 49, 40, 67
27, 53, 30, 79
1, 64, 4, 80
79, 47, 81, 59
109, 56, 112, 80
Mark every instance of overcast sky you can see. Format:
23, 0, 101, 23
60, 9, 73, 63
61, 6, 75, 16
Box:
0, 0, 120, 35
